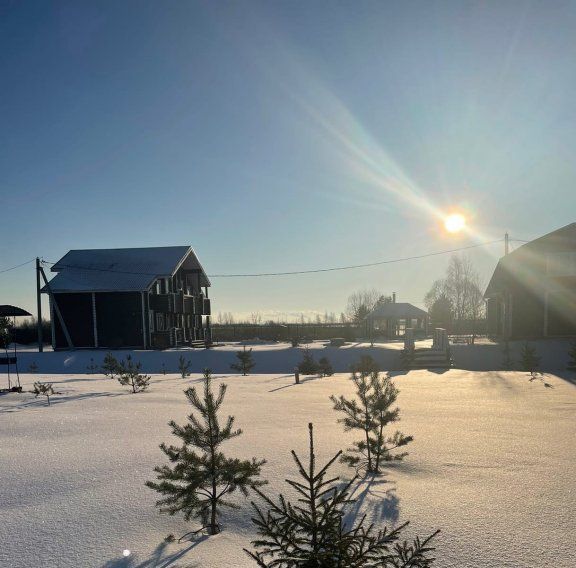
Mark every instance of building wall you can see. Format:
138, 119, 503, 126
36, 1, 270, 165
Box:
53, 293, 95, 349
95, 292, 144, 349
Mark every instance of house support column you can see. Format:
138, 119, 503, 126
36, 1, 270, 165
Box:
141, 292, 147, 349
92, 293, 98, 348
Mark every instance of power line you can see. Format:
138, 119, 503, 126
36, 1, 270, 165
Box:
41, 239, 504, 279
0, 258, 35, 274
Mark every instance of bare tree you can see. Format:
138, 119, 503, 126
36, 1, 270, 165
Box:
345, 289, 382, 323
424, 255, 484, 337
250, 312, 262, 325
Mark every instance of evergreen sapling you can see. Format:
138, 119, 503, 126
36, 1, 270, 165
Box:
178, 355, 192, 378
102, 352, 121, 379
297, 348, 318, 375
146, 369, 266, 537
117, 355, 151, 393
519, 342, 551, 387
317, 357, 334, 377
331, 370, 413, 475
244, 423, 438, 567
231, 346, 255, 376
32, 382, 58, 406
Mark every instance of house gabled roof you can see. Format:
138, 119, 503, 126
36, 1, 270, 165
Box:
484, 222, 576, 298
42, 246, 210, 293
367, 302, 428, 320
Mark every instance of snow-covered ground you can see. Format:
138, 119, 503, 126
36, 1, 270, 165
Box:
4, 337, 576, 375
1, 369, 575, 567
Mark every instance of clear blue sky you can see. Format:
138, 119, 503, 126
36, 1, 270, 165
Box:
2, 1, 576, 320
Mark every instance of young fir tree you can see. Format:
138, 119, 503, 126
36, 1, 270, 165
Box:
519, 342, 551, 387
28, 361, 39, 373
146, 369, 266, 537
231, 346, 255, 376
298, 348, 318, 375
317, 357, 334, 377
351, 355, 379, 375
178, 355, 192, 378
244, 423, 438, 567
117, 355, 151, 393
331, 370, 413, 475
86, 358, 98, 374
567, 340, 576, 372
32, 382, 58, 406
102, 352, 121, 379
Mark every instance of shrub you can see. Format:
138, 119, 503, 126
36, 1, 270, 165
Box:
317, 356, 334, 377
297, 349, 318, 375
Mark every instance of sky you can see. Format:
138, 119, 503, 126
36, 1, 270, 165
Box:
2, 0, 576, 321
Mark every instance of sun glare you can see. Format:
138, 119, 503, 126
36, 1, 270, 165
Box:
444, 213, 466, 234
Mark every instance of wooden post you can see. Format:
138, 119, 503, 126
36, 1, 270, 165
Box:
36, 258, 43, 352
294, 368, 300, 384
38, 265, 74, 349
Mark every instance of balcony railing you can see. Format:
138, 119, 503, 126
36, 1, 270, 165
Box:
150, 293, 210, 315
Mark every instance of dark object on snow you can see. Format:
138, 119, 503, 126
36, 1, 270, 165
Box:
146, 369, 266, 538
244, 423, 438, 567
32, 382, 59, 406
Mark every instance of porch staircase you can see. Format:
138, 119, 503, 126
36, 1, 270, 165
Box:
401, 328, 452, 370
406, 347, 452, 369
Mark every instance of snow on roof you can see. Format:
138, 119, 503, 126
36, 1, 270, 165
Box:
42, 246, 210, 293
367, 302, 428, 320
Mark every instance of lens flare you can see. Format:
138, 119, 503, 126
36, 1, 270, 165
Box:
444, 214, 466, 233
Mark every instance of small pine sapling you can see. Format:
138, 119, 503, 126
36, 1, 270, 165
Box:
28, 361, 39, 373
161, 362, 168, 375
290, 337, 299, 348
178, 355, 192, 378
519, 342, 551, 387
32, 382, 59, 406
297, 348, 318, 375
146, 369, 266, 537
102, 352, 121, 379
244, 423, 438, 567
117, 355, 151, 393
567, 340, 576, 372
317, 356, 334, 377
351, 354, 379, 374
331, 370, 413, 475
230, 346, 255, 376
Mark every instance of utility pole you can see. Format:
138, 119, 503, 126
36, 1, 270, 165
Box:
36, 257, 43, 352
504, 232, 510, 256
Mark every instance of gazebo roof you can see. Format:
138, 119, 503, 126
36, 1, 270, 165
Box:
367, 302, 428, 320
0, 305, 32, 317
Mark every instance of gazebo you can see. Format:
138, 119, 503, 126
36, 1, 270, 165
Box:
366, 302, 428, 339
1, 304, 32, 392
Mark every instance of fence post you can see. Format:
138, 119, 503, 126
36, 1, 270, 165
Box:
294, 367, 300, 384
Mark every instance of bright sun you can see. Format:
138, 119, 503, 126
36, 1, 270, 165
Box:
444, 213, 466, 233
